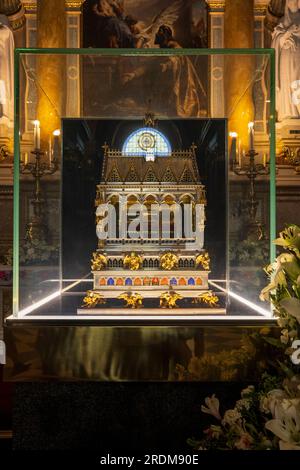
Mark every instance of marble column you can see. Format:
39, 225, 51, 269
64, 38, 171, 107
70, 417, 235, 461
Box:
224, 0, 255, 150
36, 0, 66, 146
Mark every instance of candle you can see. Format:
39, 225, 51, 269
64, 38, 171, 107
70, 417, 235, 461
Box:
248, 122, 254, 150
33, 120, 40, 150
263, 153, 267, 167
229, 132, 238, 164
52, 129, 60, 160
238, 139, 241, 166
49, 136, 52, 165
24, 152, 28, 165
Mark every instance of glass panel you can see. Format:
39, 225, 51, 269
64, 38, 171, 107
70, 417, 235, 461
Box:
11, 49, 276, 323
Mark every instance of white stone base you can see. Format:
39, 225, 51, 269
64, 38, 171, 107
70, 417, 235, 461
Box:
90, 288, 211, 298
77, 307, 226, 316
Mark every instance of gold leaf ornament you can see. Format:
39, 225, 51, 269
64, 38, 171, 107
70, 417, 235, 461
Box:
195, 252, 210, 271
123, 252, 143, 270
160, 252, 179, 270
160, 291, 182, 308
91, 252, 108, 271
118, 292, 143, 308
194, 291, 219, 307
82, 290, 106, 308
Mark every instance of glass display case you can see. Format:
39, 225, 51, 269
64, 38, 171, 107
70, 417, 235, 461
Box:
8, 48, 276, 324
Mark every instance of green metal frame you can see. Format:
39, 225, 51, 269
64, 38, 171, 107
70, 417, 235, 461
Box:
13, 47, 276, 317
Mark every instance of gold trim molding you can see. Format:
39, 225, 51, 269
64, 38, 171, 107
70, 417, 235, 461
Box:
254, 7, 267, 15
207, 2, 224, 10
66, 1, 85, 7
23, 1, 85, 11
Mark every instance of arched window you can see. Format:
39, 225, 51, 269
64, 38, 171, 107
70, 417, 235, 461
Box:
122, 128, 171, 158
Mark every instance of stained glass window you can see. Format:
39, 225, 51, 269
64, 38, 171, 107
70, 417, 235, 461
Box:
122, 128, 171, 157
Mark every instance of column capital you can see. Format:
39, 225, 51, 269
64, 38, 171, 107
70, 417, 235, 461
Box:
206, 1, 225, 12
23, 0, 85, 12
65, 0, 85, 9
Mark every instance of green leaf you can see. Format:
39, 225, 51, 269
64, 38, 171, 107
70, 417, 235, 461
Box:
262, 337, 285, 348
277, 360, 294, 378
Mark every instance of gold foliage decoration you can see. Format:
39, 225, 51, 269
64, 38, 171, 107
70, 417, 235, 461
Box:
160, 290, 182, 308
195, 252, 210, 271
193, 290, 219, 307
118, 292, 143, 309
91, 252, 107, 271
160, 252, 179, 271
82, 290, 106, 308
123, 252, 143, 270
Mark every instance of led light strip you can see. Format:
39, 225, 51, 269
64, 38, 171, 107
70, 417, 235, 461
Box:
18, 277, 88, 318
17, 278, 272, 319
209, 280, 272, 317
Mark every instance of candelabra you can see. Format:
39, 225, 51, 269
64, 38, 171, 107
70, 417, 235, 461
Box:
20, 149, 59, 242
233, 149, 270, 240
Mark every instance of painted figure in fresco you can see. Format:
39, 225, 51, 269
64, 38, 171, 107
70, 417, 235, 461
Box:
154, 25, 181, 48
272, 0, 300, 120
124, 15, 148, 48
0, 15, 14, 128
88, 0, 207, 117
92, 0, 135, 47
153, 24, 207, 117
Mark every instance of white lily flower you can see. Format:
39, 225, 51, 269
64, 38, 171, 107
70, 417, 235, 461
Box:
201, 394, 221, 420
265, 399, 300, 449
279, 441, 300, 450
277, 253, 300, 282
260, 389, 287, 416
260, 260, 287, 301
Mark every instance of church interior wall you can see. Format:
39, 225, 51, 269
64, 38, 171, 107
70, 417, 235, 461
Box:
0, 1, 299, 382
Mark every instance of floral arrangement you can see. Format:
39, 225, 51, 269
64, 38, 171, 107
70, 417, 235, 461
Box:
189, 225, 300, 451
